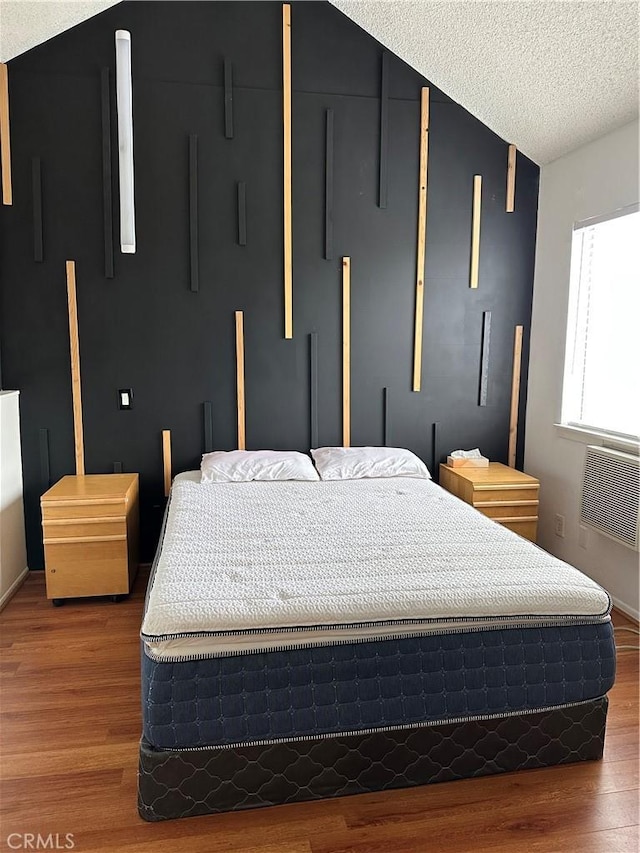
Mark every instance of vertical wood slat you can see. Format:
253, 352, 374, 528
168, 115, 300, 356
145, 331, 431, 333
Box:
282, 3, 293, 339
342, 257, 351, 448
324, 109, 334, 260
506, 144, 516, 213
237, 182, 247, 246
101, 68, 114, 279
383, 387, 390, 446
65, 261, 85, 476
309, 332, 319, 449
412, 87, 429, 392
470, 175, 482, 289
32, 157, 43, 263
0, 63, 12, 206
432, 421, 439, 482
189, 134, 199, 292
479, 310, 491, 406
378, 52, 389, 209
203, 401, 214, 453
112, 461, 123, 474
162, 430, 172, 497
508, 325, 524, 468
39, 428, 51, 491
223, 58, 234, 139
235, 311, 246, 450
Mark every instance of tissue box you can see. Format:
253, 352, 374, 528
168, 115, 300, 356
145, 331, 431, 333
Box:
446, 455, 489, 468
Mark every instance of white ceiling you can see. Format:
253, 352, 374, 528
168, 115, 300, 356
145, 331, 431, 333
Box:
332, 0, 639, 164
0, 0, 119, 62
1, 0, 637, 164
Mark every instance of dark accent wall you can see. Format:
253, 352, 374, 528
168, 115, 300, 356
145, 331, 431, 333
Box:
0, 0, 539, 569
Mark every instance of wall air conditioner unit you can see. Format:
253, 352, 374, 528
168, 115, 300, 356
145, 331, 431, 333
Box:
581, 446, 640, 550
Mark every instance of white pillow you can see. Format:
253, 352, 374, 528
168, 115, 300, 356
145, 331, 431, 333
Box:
200, 450, 319, 483
311, 446, 431, 481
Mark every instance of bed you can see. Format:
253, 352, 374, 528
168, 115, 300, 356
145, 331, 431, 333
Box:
138, 472, 615, 821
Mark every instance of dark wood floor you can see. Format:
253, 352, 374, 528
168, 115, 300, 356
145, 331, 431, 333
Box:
1, 570, 638, 852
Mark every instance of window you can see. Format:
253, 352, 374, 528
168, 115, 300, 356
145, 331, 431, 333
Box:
561, 204, 640, 440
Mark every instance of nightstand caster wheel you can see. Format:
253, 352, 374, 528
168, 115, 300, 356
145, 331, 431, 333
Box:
111, 595, 125, 603
52, 599, 64, 607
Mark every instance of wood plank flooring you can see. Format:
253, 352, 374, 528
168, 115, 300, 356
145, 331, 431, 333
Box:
1, 571, 638, 852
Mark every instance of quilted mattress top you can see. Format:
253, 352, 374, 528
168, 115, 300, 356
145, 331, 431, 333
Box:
141, 473, 611, 658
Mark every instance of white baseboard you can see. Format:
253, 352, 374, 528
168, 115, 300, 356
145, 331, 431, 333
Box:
611, 594, 640, 624
0, 567, 29, 612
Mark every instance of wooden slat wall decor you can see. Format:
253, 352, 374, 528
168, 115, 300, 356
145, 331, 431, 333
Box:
162, 430, 172, 496
39, 428, 51, 492
470, 174, 482, 289
508, 325, 524, 467
506, 144, 516, 213
324, 108, 334, 260
479, 310, 491, 406
65, 261, 85, 476
223, 59, 234, 140
235, 310, 246, 450
189, 134, 199, 292
237, 182, 247, 246
203, 401, 214, 453
383, 387, 390, 446
0, 63, 12, 206
4, 3, 542, 570
101, 68, 114, 279
282, 3, 293, 339
378, 52, 389, 209
342, 257, 351, 447
112, 461, 123, 474
412, 86, 429, 393
309, 332, 319, 448
432, 421, 439, 481
32, 157, 43, 263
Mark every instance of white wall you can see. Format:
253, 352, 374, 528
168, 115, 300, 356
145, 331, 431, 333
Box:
525, 119, 640, 620
0, 390, 28, 608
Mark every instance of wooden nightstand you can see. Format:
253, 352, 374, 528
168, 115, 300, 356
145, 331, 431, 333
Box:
41, 474, 139, 605
439, 462, 539, 542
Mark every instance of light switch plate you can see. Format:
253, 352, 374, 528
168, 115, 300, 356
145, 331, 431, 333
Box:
118, 388, 133, 410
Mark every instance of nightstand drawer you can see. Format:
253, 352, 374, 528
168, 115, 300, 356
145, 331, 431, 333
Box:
471, 486, 539, 504
41, 474, 139, 601
42, 499, 127, 521
475, 501, 539, 520
439, 462, 540, 544
44, 539, 130, 598
43, 517, 126, 542
501, 519, 538, 542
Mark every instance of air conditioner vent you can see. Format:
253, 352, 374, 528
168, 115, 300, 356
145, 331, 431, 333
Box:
581, 446, 640, 550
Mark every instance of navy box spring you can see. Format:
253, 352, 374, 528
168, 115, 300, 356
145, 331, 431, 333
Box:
142, 622, 615, 751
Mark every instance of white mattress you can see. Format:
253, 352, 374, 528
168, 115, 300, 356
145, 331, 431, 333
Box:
142, 472, 611, 659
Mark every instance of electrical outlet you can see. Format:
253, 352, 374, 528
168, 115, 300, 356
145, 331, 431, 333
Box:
554, 514, 565, 538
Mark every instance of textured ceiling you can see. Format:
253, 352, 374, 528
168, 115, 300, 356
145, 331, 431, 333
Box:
332, 0, 639, 164
1, 0, 637, 164
0, 0, 119, 62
